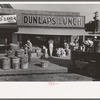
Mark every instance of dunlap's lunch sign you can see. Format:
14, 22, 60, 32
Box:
22, 13, 85, 28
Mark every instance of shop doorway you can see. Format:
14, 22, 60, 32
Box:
0, 32, 12, 54
60, 36, 71, 47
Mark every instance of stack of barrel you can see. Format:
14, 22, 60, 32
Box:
11, 56, 20, 69
15, 49, 29, 69
7, 50, 15, 58
16, 49, 25, 57
1, 57, 11, 70
20, 54, 29, 69
0, 48, 29, 70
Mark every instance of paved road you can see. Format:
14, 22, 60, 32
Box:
0, 73, 94, 81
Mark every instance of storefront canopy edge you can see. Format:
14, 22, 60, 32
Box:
15, 27, 89, 36
0, 24, 18, 32
87, 32, 100, 36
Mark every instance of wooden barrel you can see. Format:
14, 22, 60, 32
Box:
21, 62, 29, 69
20, 54, 29, 69
11, 57, 20, 69
7, 50, 15, 57
41, 60, 48, 68
1, 57, 11, 70
16, 49, 25, 57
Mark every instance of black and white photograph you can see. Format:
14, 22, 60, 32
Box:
0, 3, 100, 81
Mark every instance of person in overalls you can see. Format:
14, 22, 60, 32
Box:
26, 39, 32, 63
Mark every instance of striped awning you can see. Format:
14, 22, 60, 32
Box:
15, 27, 89, 36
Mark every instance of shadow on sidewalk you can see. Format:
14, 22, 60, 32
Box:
40, 56, 96, 78
45, 57, 93, 77
42, 56, 72, 68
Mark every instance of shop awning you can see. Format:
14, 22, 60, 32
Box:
87, 32, 100, 36
0, 23, 18, 33
88, 34, 100, 36
15, 27, 89, 36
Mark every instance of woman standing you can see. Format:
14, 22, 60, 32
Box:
48, 39, 54, 57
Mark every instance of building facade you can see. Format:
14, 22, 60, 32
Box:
0, 8, 88, 52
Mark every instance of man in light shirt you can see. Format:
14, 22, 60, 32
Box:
26, 39, 32, 62
84, 38, 93, 52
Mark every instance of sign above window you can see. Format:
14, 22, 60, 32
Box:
21, 13, 85, 28
0, 15, 17, 24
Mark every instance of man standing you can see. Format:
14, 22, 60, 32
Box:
84, 38, 93, 52
48, 39, 54, 56
26, 39, 32, 62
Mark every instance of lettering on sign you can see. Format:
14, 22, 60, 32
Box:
22, 14, 85, 28
0, 15, 17, 24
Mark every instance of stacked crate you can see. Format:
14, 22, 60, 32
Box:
36, 48, 42, 58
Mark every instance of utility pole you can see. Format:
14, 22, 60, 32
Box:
93, 11, 98, 34
93, 12, 99, 52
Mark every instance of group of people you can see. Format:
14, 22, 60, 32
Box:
18, 37, 95, 61
44, 39, 70, 57
18, 39, 32, 62
70, 37, 94, 52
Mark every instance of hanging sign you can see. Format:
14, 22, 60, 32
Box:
0, 15, 17, 24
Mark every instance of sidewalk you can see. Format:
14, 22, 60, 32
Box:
0, 56, 71, 76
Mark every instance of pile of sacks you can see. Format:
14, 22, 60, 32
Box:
10, 43, 19, 51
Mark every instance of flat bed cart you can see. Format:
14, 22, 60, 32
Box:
71, 50, 100, 77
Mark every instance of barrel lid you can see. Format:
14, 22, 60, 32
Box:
16, 49, 24, 52
19, 54, 28, 58
41, 60, 48, 63
9, 56, 16, 58
7, 50, 15, 52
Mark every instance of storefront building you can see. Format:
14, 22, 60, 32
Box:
0, 8, 88, 52
0, 12, 18, 53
